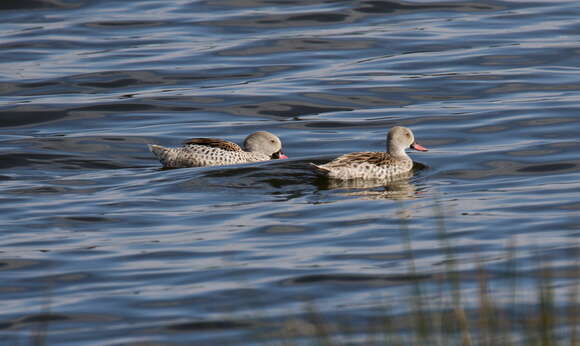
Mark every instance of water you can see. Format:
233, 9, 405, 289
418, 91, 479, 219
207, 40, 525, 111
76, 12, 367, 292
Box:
1, 0, 579, 344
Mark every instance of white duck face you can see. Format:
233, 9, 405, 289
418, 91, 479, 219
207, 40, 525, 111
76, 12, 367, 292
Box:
243, 131, 288, 159
387, 126, 428, 155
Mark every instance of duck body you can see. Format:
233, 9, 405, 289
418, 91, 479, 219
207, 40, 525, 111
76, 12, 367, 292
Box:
149, 131, 287, 168
311, 126, 427, 180
311, 151, 414, 180
149, 143, 271, 168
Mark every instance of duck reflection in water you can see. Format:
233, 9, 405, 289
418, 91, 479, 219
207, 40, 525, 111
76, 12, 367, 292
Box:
314, 169, 422, 200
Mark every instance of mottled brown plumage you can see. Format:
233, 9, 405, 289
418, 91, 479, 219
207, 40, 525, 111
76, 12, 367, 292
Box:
321, 152, 391, 167
182, 138, 243, 152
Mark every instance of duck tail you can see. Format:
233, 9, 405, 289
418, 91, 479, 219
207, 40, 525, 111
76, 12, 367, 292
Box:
148, 144, 167, 157
309, 162, 331, 175
148, 144, 174, 167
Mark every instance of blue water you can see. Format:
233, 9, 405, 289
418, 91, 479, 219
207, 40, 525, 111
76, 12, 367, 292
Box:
1, 0, 579, 344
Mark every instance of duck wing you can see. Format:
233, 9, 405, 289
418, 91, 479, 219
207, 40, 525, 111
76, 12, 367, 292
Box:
183, 138, 243, 152
324, 152, 389, 167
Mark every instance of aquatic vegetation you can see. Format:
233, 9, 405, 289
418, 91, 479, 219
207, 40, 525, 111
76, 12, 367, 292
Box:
266, 205, 580, 346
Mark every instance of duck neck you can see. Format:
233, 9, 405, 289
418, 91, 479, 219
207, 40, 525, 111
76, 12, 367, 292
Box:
386, 142, 408, 158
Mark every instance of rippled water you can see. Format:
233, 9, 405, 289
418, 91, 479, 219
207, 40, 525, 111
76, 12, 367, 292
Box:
1, 0, 580, 344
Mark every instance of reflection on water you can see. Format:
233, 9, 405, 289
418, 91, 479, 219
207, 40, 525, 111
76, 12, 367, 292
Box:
316, 171, 417, 200
313, 161, 428, 200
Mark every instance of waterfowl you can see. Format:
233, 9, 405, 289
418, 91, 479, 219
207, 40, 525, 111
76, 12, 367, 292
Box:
149, 131, 288, 168
310, 126, 427, 180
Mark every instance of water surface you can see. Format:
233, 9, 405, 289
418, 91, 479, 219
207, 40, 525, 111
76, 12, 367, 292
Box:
1, 0, 579, 344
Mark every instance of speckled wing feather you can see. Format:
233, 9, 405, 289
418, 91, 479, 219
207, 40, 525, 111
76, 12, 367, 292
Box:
183, 138, 243, 152
322, 152, 390, 167
312, 151, 413, 180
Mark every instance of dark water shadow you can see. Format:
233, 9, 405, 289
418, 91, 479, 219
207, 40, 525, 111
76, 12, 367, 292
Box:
167, 319, 252, 331
280, 272, 432, 287
0, 0, 83, 11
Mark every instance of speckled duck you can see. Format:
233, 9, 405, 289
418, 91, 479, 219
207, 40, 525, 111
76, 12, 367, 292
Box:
149, 131, 288, 168
310, 126, 427, 180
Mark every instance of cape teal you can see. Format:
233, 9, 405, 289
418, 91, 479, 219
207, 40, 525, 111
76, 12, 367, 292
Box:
310, 126, 427, 180
149, 131, 287, 168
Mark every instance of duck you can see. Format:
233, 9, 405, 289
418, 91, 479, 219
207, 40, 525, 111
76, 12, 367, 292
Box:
149, 131, 288, 168
310, 126, 427, 180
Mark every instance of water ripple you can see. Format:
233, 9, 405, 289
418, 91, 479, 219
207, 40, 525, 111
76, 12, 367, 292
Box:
1, 0, 580, 344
